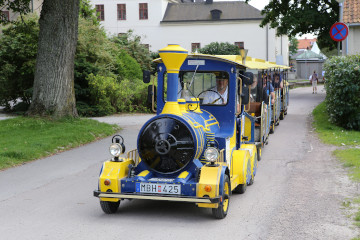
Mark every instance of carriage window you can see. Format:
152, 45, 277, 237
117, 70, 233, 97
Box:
180, 71, 228, 105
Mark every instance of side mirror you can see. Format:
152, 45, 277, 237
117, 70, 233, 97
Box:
241, 86, 249, 105
242, 72, 254, 85
143, 70, 151, 83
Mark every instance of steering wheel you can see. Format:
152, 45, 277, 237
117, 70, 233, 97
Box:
197, 89, 224, 104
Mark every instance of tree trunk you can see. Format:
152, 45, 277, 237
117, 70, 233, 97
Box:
28, 0, 79, 118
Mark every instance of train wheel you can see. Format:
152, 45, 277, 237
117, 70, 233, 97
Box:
257, 147, 262, 161
100, 200, 120, 214
212, 175, 230, 219
270, 123, 275, 134
280, 111, 285, 120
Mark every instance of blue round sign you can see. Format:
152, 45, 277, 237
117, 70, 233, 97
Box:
330, 22, 348, 42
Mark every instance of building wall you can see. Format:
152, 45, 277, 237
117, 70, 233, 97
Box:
90, 0, 289, 66
92, 0, 167, 37
296, 61, 324, 80
346, 25, 360, 55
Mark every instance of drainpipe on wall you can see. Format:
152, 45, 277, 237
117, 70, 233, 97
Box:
31, 0, 34, 12
266, 24, 269, 61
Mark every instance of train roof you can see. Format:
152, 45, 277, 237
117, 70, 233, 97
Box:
154, 54, 290, 70
153, 53, 247, 68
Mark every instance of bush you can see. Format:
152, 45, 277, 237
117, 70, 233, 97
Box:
87, 74, 149, 115
324, 55, 360, 130
199, 42, 240, 55
0, 14, 39, 110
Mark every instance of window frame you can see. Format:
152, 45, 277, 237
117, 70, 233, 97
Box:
117, 4, 126, 20
96, 4, 105, 21
1, 11, 10, 21
191, 43, 201, 53
235, 42, 244, 49
139, 3, 148, 20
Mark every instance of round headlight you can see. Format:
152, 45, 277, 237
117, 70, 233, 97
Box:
109, 143, 122, 157
204, 147, 219, 162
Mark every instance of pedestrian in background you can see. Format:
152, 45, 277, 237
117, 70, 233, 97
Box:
310, 70, 318, 94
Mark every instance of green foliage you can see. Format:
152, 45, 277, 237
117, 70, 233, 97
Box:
0, 10, 150, 117
0, 116, 119, 169
323, 55, 360, 130
112, 30, 153, 71
115, 49, 143, 80
199, 42, 240, 55
87, 74, 149, 115
289, 37, 298, 56
0, 0, 31, 24
0, 14, 39, 110
247, 0, 338, 50
79, 0, 99, 26
313, 102, 360, 145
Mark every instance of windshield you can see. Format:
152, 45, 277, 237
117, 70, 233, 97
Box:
178, 71, 229, 105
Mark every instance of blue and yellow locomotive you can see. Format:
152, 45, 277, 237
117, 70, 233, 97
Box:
94, 44, 259, 219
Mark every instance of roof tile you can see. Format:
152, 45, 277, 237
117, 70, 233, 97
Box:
343, 0, 360, 23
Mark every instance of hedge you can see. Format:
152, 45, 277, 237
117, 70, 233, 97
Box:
323, 55, 360, 130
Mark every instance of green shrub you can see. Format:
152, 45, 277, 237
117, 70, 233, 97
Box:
199, 42, 240, 55
0, 14, 39, 110
324, 55, 360, 130
87, 74, 149, 115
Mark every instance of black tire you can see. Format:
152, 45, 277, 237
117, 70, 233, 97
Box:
257, 147, 262, 161
279, 111, 285, 120
100, 200, 120, 214
212, 175, 230, 219
269, 123, 274, 134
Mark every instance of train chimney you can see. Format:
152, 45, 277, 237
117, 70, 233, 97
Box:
159, 44, 188, 115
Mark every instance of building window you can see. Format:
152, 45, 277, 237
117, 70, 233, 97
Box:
96, 5, 104, 21
139, 3, 148, 20
1, 11, 9, 21
235, 42, 244, 49
117, 4, 126, 20
191, 43, 201, 52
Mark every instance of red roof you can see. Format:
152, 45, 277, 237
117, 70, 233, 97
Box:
343, 0, 360, 23
297, 38, 317, 50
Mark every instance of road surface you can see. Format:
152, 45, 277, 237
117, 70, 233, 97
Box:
0, 86, 358, 240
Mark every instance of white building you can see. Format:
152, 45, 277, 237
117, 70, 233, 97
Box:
90, 0, 289, 65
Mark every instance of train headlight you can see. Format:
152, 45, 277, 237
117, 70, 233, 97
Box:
204, 147, 219, 163
109, 143, 122, 157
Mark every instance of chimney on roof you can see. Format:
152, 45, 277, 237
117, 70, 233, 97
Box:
205, 0, 213, 4
210, 9, 222, 20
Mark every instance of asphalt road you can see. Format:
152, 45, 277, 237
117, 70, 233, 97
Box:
0, 86, 358, 240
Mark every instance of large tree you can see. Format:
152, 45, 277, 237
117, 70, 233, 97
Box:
247, 0, 339, 50
1, 0, 80, 118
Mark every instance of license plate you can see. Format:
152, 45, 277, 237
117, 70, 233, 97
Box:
136, 183, 181, 195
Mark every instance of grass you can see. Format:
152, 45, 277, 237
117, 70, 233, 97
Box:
0, 117, 120, 170
312, 102, 360, 146
313, 101, 360, 233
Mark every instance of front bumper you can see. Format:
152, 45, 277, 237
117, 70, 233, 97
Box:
94, 190, 220, 203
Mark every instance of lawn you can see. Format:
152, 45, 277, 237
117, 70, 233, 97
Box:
0, 117, 120, 170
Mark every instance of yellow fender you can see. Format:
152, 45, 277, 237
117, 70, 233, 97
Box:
240, 144, 257, 180
99, 159, 134, 202
230, 149, 250, 190
197, 164, 224, 209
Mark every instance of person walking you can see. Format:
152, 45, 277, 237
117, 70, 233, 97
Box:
310, 70, 318, 94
